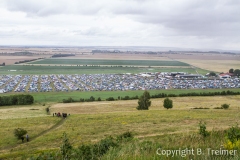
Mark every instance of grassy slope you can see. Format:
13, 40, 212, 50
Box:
0, 95, 240, 159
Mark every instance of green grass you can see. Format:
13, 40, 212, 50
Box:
0, 65, 200, 75
0, 115, 60, 150
29, 59, 190, 66
2, 88, 240, 103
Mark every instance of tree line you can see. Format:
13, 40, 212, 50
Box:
0, 94, 34, 106
62, 90, 240, 103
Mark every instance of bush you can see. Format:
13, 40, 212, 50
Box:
213, 107, 223, 109
14, 128, 27, 140
79, 98, 85, 102
226, 124, 240, 144
192, 107, 209, 109
116, 131, 134, 142
221, 104, 230, 109
60, 132, 72, 159
89, 96, 95, 102
199, 121, 209, 138
163, 98, 173, 109
45, 107, 50, 113
62, 97, 74, 103
106, 97, 115, 101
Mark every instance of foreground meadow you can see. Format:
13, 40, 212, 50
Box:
0, 95, 240, 159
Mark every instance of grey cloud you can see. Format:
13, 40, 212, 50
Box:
3, 0, 104, 17
119, 0, 240, 37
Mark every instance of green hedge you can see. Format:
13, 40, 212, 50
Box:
0, 94, 34, 106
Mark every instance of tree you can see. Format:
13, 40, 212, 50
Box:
14, 128, 27, 140
209, 72, 217, 77
221, 104, 230, 109
89, 96, 95, 102
229, 68, 234, 73
163, 98, 173, 109
136, 91, 151, 110
234, 69, 240, 77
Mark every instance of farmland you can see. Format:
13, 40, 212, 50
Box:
0, 95, 240, 159
0, 48, 239, 159
29, 58, 190, 66
0, 65, 201, 75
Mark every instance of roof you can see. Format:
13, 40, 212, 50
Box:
219, 73, 234, 77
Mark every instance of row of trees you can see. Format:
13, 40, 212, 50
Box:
62, 90, 240, 104
0, 94, 34, 106
14, 58, 43, 64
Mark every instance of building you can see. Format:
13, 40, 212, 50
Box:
219, 73, 234, 79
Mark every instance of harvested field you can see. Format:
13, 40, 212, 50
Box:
0, 56, 45, 65
167, 53, 240, 72
0, 47, 92, 55
50, 95, 240, 114
179, 59, 240, 73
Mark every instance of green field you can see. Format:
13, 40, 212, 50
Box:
0, 95, 240, 159
29, 59, 190, 66
2, 88, 240, 103
0, 65, 207, 75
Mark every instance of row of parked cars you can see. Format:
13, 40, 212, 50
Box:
0, 73, 239, 93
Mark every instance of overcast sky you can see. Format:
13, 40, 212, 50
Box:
0, 0, 240, 50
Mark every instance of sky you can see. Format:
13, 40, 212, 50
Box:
0, 0, 240, 50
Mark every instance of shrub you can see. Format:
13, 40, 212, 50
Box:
199, 121, 209, 138
14, 128, 27, 140
106, 97, 115, 101
192, 107, 209, 109
45, 107, 50, 113
79, 98, 85, 102
116, 131, 134, 142
221, 104, 230, 109
163, 98, 173, 109
226, 124, 240, 144
89, 96, 95, 102
213, 107, 223, 109
60, 132, 72, 159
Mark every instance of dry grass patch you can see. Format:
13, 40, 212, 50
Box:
51, 95, 240, 114
0, 105, 48, 119
179, 59, 240, 72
